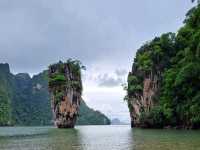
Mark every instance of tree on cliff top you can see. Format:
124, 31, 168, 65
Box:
48, 59, 86, 93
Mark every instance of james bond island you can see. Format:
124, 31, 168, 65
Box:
48, 60, 85, 128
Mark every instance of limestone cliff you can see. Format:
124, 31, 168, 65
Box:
128, 70, 160, 127
126, 33, 176, 128
48, 60, 83, 128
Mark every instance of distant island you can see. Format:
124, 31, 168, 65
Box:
111, 118, 129, 125
0, 63, 110, 126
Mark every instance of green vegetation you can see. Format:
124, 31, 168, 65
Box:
140, 106, 164, 128
48, 60, 85, 94
127, 74, 143, 96
49, 74, 66, 87
137, 51, 153, 71
11, 71, 52, 125
66, 59, 86, 77
77, 101, 111, 125
0, 63, 13, 126
0, 89, 11, 125
0, 63, 110, 126
126, 5, 200, 129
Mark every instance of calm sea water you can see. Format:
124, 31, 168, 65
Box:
0, 125, 200, 150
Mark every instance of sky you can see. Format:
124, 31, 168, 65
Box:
0, 0, 195, 123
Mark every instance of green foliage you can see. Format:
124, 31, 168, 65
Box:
140, 107, 164, 128
67, 59, 86, 77
190, 94, 200, 128
77, 100, 111, 125
137, 52, 153, 71
49, 74, 66, 87
0, 91, 11, 125
127, 5, 200, 128
48, 59, 84, 93
184, 4, 200, 28
0, 64, 13, 126
11, 71, 52, 126
127, 75, 143, 96
175, 62, 200, 86
127, 101, 133, 112
160, 5, 200, 128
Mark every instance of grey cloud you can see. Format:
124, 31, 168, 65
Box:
98, 74, 123, 87
0, 0, 193, 74
115, 69, 127, 77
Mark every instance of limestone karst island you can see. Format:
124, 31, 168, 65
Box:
48, 60, 83, 128
0, 0, 200, 150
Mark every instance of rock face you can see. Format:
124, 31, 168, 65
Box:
48, 60, 83, 128
126, 32, 178, 128
128, 71, 160, 127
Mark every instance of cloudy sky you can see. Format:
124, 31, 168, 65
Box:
0, 0, 195, 123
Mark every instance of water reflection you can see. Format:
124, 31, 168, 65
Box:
46, 128, 81, 150
0, 126, 135, 150
0, 126, 200, 150
77, 126, 134, 150
0, 127, 81, 150
132, 128, 200, 150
